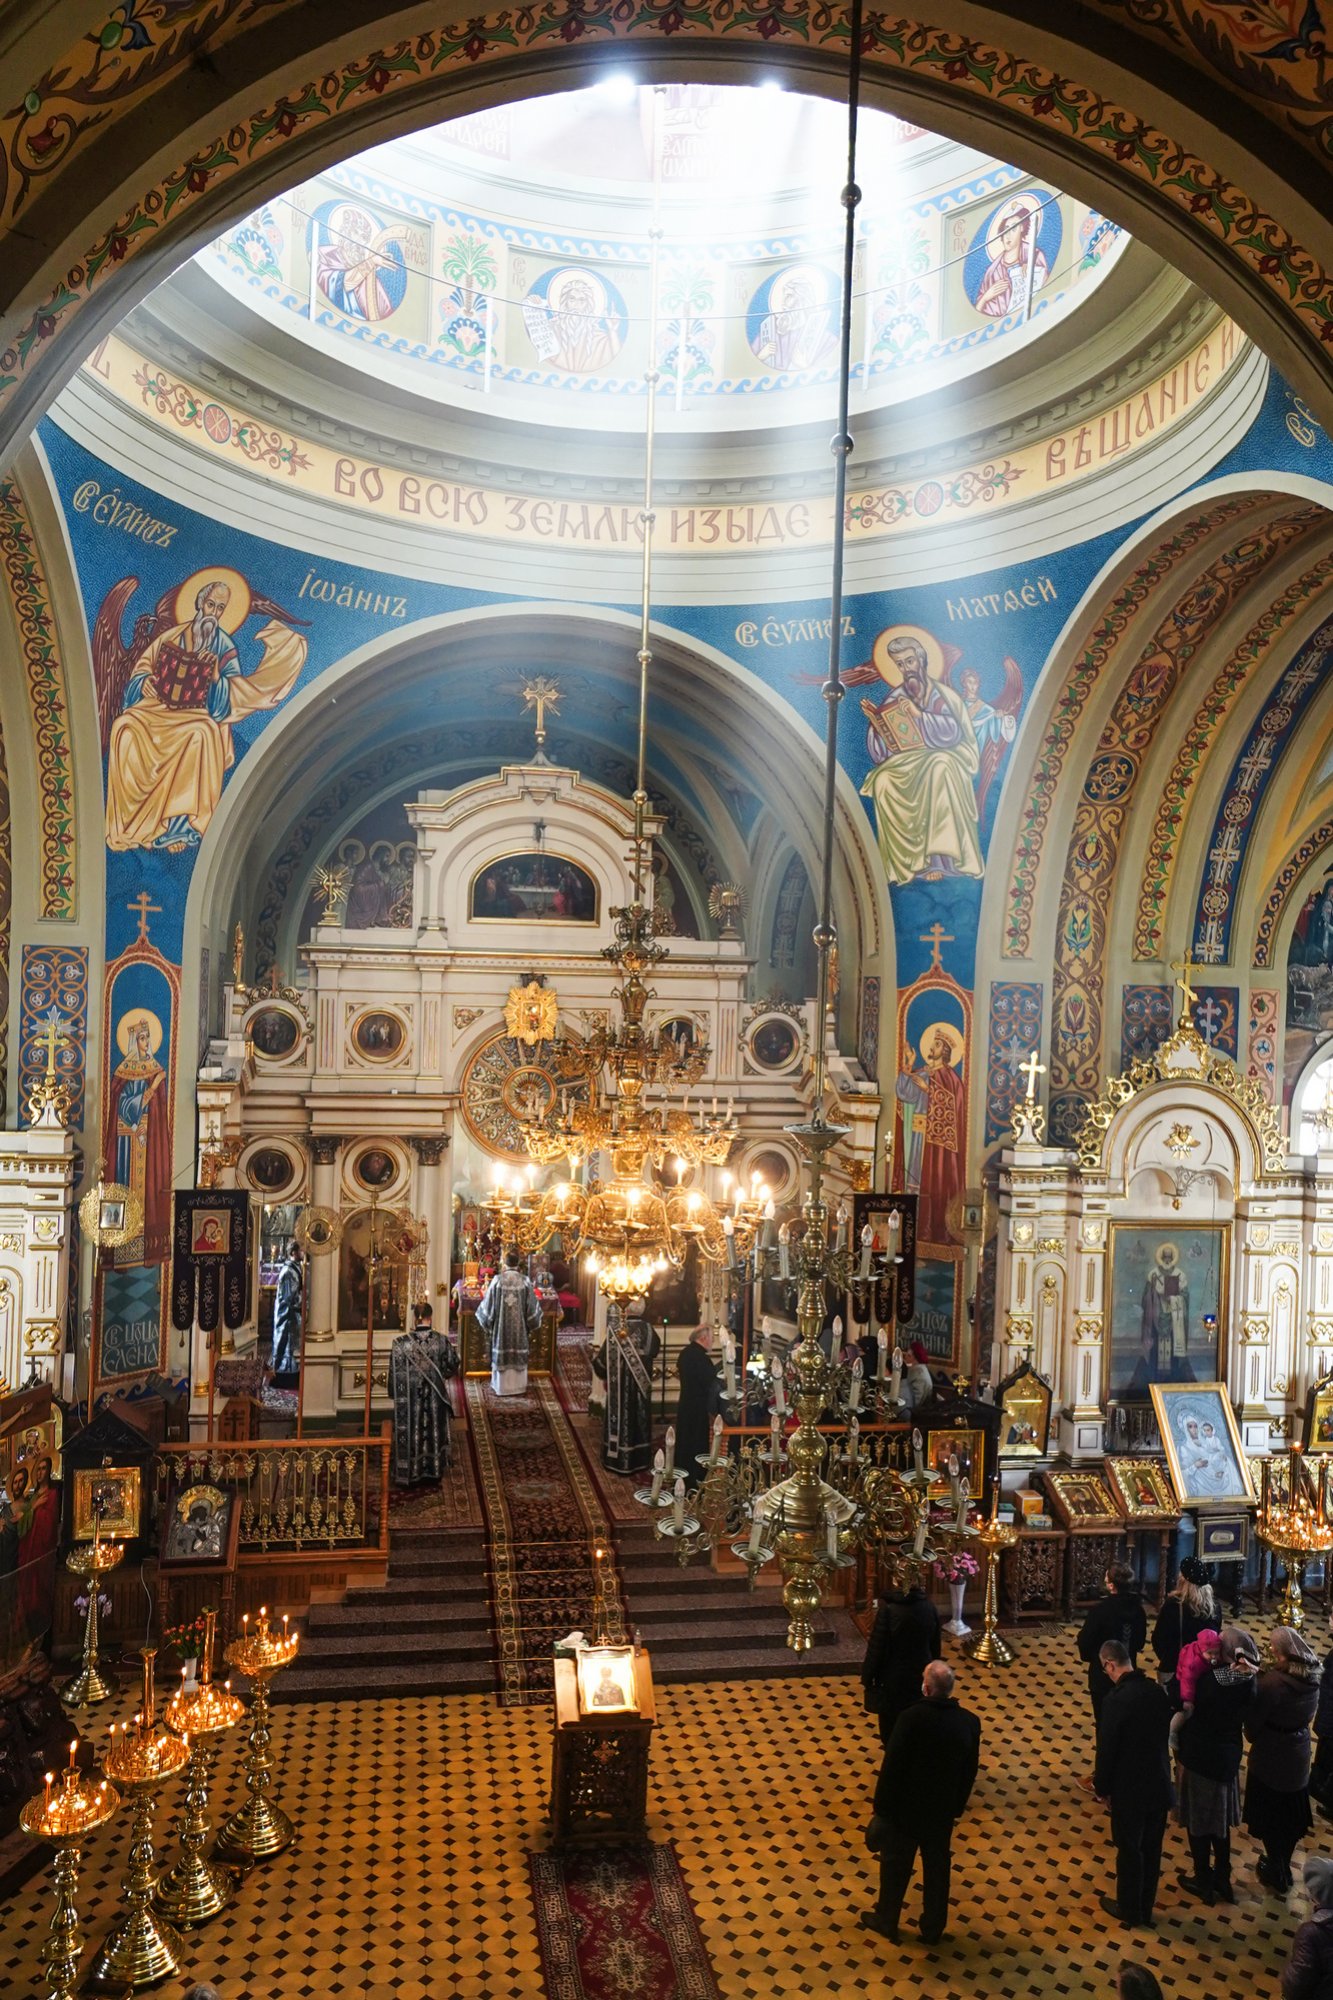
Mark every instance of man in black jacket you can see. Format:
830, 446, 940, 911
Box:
1093, 1639, 1172, 1928
1076, 1563, 1147, 1720
862, 1660, 981, 1946
861, 1581, 942, 1748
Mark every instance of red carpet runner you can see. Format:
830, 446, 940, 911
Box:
466, 1378, 626, 1704
529, 1842, 723, 2000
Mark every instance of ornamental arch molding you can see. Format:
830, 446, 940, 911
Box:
4, 8, 1333, 459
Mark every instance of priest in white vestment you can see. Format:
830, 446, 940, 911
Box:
476, 1251, 543, 1396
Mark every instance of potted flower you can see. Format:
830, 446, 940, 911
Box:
160, 1612, 208, 1682
933, 1547, 980, 1638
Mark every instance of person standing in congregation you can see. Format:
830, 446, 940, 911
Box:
1093, 1639, 1172, 1928
1310, 1609, 1333, 1818
1151, 1556, 1216, 1693
1282, 1857, 1333, 1998
861, 1660, 981, 1946
476, 1250, 542, 1396
270, 1241, 302, 1375
1175, 1625, 1258, 1904
1246, 1625, 1322, 1892
861, 1571, 942, 1749
674, 1326, 720, 1481
1077, 1562, 1147, 1724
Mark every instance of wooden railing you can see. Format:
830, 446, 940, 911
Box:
152, 1430, 391, 1557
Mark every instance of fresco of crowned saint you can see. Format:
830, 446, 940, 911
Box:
93, 568, 309, 852
970, 193, 1053, 320
852, 627, 982, 883
521, 266, 625, 375
750, 263, 837, 373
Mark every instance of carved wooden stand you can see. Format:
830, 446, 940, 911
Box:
549, 1650, 655, 1847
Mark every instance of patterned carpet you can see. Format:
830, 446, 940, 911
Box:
531, 1841, 722, 2000
0, 1623, 1306, 1999
467, 1378, 627, 1704
553, 1324, 668, 1525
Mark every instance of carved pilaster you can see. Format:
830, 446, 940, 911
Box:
409, 1135, 449, 1166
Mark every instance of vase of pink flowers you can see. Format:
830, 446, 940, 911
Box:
933, 1548, 980, 1638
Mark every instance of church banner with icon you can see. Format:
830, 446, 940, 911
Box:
170, 1189, 251, 1332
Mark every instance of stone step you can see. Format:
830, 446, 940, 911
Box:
387, 1553, 490, 1580
275, 1658, 496, 1702
628, 1617, 839, 1654
308, 1601, 493, 1638
627, 1597, 792, 1628
347, 1578, 492, 1608
295, 1627, 496, 1668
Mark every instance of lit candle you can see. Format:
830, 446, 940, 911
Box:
849, 1357, 863, 1413
876, 1328, 888, 1380
890, 1346, 903, 1403
672, 1475, 686, 1533
663, 1427, 676, 1478
772, 1357, 787, 1417
649, 1448, 664, 1503
912, 1427, 924, 1476
68, 1739, 77, 1772
43, 1772, 53, 1810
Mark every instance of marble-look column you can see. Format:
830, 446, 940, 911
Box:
308, 1135, 342, 1335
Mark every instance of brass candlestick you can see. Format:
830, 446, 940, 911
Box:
60, 1528, 125, 1709
216, 1605, 299, 1862
87, 1649, 190, 1991
156, 1610, 246, 1927
1257, 1446, 1333, 1628
965, 1515, 1019, 1668
20, 1747, 120, 2000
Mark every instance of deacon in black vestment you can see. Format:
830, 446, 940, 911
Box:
389, 1303, 457, 1486
863, 1661, 981, 1945
674, 1326, 720, 1483
598, 1315, 661, 1476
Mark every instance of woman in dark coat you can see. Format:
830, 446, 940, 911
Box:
1151, 1555, 1217, 1688
1077, 1562, 1147, 1720
1176, 1624, 1259, 1904
1246, 1625, 1322, 1891
861, 1573, 942, 1748
1312, 1610, 1333, 1815
1283, 1856, 1333, 1999
674, 1326, 720, 1481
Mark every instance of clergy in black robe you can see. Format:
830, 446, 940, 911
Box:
674, 1326, 720, 1485
599, 1315, 661, 1476
271, 1244, 302, 1374
389, 1321, 455, 1486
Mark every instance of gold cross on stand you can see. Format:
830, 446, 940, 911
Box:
34, 1009, 70, 1078
919, 923, 955, 972
1018, 1049, 1046, 1103
126, 891, 162, 942
1172, 946, 1198, 1026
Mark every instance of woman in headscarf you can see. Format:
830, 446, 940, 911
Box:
1175, 1624, 1259, 1904
1246, 1625, 1323, 1892
1150, 1555, 1217, 1692
902, 1341, 935, 1410
1282, 1856, 1333, 1998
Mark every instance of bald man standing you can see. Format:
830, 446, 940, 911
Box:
862, 1660, 981, 1947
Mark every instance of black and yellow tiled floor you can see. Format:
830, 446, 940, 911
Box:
0, 1620, 1306, 1997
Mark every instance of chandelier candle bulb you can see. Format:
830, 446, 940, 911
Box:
826, 1513, 839, 1560
663, 1427, 675, 1477
849, 1358, 862, 1412
710, 1414, 724, 1465
723, 1336, 736, 1397
948, 1453, 960, 1506
849, 1415, 860, 1462
672, 1476, 686, 1532
890, 1345, 903, 1401
649, 1450, 664, 1503
913, 1427, 925, 1476
773, 1358, 786, 1416
778, 1224, 791, 1280
876, 1328, 887, 1379
956, 1477, 970, 1533
769, 1411, 780, 1457
858, 1225, 874, 1279
747, 1503, 764, 1558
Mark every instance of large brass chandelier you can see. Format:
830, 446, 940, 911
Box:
502, 91, 735, 1305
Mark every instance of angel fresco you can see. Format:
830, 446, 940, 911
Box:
94, 568, 309, 852
842, 626, 1022, 885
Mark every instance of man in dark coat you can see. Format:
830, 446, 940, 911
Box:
1093, 1639, 1173, 1928
861, 1579, 942, 1748
862, 1660, 981, 1945
674, 1327, 720, 1482
1076, 1563, 1147, 1720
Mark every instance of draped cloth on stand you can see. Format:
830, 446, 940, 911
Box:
389, 1330, 454, 1486
600, 1316, 660, 1476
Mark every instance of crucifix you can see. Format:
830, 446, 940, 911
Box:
1018, 1049, 1046, 1103
522, 676, 561, 758
126, 891, 162, 942
1172, 947, 1198, 1021
35, 1009, 70, 1076
919, 923, 955, 972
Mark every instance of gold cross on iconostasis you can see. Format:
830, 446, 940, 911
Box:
1018, 1050, 1046, 1103
1172, 947, 1199, 1025
522, 677, 561, 757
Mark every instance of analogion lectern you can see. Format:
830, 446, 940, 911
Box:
549, 1646, 655, 1846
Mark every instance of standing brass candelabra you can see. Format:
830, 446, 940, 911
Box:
88, 1649, 190, 1991
156, 1609, 246, 1926
1257, 1445, 1333, 1629
19, 1747, 120, 2000
60, 1528, 124, 1709
965, 1513, 1019, 1667
216, 1605, 299, 1861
